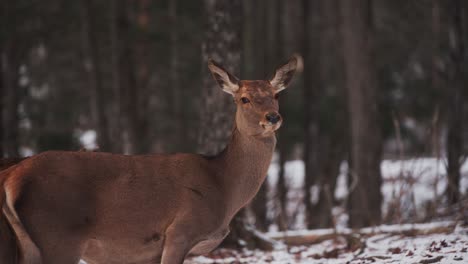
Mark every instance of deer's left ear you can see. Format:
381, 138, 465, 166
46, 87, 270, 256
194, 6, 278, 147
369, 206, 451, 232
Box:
208, 59, 240, 95
269, 55, 299, 92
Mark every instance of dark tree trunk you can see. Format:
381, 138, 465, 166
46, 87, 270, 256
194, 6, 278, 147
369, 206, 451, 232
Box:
1, 1, 20, 158
311, 134, 345, 227
308, 0, 347, 229
302, 0, 321, 229
0, 45, 4, 157
168, 0, 184, 151
81, 0, 112, 152
115, 0, 149, 154
108, 0, 123, 153
251, 0, 283, 232
445, 0, 467, 205
0, 0, 6, 158
276, 142, 288, 230
197, 0, 241, 155
116, 0, 139, 154
131, 0, 151, 154
251, 181, 268, 232
3, 47, 20, 157
340, 0, 383, 228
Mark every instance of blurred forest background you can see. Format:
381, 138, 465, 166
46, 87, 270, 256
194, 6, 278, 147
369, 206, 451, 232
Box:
1, 0, 467, 241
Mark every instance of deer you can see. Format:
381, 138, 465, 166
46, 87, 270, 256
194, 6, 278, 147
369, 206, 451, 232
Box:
0, 55, 299, 264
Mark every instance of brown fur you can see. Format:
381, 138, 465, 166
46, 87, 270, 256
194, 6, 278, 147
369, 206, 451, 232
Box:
0, 56, 298, 264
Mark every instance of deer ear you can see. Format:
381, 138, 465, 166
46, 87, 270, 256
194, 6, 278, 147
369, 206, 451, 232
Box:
208, 59, 240, 95
269, 55, 299, 92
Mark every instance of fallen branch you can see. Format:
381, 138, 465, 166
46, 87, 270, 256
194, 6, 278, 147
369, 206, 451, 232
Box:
419, 256, 444, 263
269, 224, 456, 246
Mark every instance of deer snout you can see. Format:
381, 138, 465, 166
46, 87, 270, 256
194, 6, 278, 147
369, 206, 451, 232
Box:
265, 112, 281, 124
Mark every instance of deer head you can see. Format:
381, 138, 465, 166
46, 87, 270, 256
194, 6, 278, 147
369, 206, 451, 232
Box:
208, 56, 299, 137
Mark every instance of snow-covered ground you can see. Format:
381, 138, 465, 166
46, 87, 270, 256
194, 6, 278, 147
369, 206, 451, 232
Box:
266, 157, 468, 229
185, 158, 468, 263
187, 221, 468, 263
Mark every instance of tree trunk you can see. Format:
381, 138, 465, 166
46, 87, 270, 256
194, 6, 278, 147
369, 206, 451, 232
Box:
445, 0, 466, 205
1, 1, 20, 158
0, 44, 4, 157
340, 0, 383, 228
302, 0, 321, 230
307, 0, 347, 229
81, 0, 112, 152
168, 0, 184, 151
311, 134, 345, 227
251, 181, 268, 232
0, 56, 5, 158
115, 0, 138, 154
116, 0, 148, 154
197, 0, 241, 155
108, 0, 123, 153
131, 0, 151, 154
3, 46, 20, 157
251, 0, 283, 232
276, 143, 288, 230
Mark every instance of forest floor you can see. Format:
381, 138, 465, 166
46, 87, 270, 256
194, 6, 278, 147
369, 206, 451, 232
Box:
187, 221, 468, 264
185, 157, 468, 263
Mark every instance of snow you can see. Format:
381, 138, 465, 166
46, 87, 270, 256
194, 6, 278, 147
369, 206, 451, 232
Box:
266, 157, 468, 229
203, 157, 468, 263
187, 222, 468, 263
78, 130, 98, 150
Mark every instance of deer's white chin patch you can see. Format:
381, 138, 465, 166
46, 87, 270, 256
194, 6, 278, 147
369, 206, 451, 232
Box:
259, 121, 281, 133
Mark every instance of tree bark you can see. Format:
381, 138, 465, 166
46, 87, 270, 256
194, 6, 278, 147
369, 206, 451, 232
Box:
0, 44, 4, 157
340, 0, 383, 227
197, 0, 241, 155
308, 0, 347, 229
81, 0, 112, 152
168, 0, 184, 151
302, 0, 321, 230
131, 0, 151, 154
276, 143, 288, 230
0, 0, 5, 157
108, 0, 123, 153
2, 45, 20, 157
251, 0, 283, 232
445, 0, 467, 205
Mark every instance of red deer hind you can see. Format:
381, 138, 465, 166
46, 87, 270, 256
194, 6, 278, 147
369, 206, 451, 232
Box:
0, 56, 299, 264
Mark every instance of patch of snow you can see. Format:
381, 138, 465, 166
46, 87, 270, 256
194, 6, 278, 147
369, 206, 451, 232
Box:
78, 130, 97, 150
19, 146, 34, 157
266, 157, 468, 228
187, 222, 468, 264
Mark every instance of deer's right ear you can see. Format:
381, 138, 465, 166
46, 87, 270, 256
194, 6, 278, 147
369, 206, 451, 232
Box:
208, 59, 240, 95
269, 55, 300, 92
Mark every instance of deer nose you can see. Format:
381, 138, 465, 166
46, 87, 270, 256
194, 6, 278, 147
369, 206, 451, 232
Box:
265, 112, 281, 124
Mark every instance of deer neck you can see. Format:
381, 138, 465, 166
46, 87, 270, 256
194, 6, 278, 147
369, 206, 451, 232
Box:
214, 126, 276, 219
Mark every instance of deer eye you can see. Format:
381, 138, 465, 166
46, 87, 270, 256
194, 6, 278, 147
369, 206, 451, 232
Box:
241, 97, 250, 104
274, 93, 280, 100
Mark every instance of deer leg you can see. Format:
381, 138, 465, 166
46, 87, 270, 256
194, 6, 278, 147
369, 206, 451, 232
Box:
3, 196, 42, 264
160, 235, 192, 264
22, 220, 85, 264
160, 225, 197, 264
38, 241, 82, 264
0, 208, 19, 263
4, 193, 83, 264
